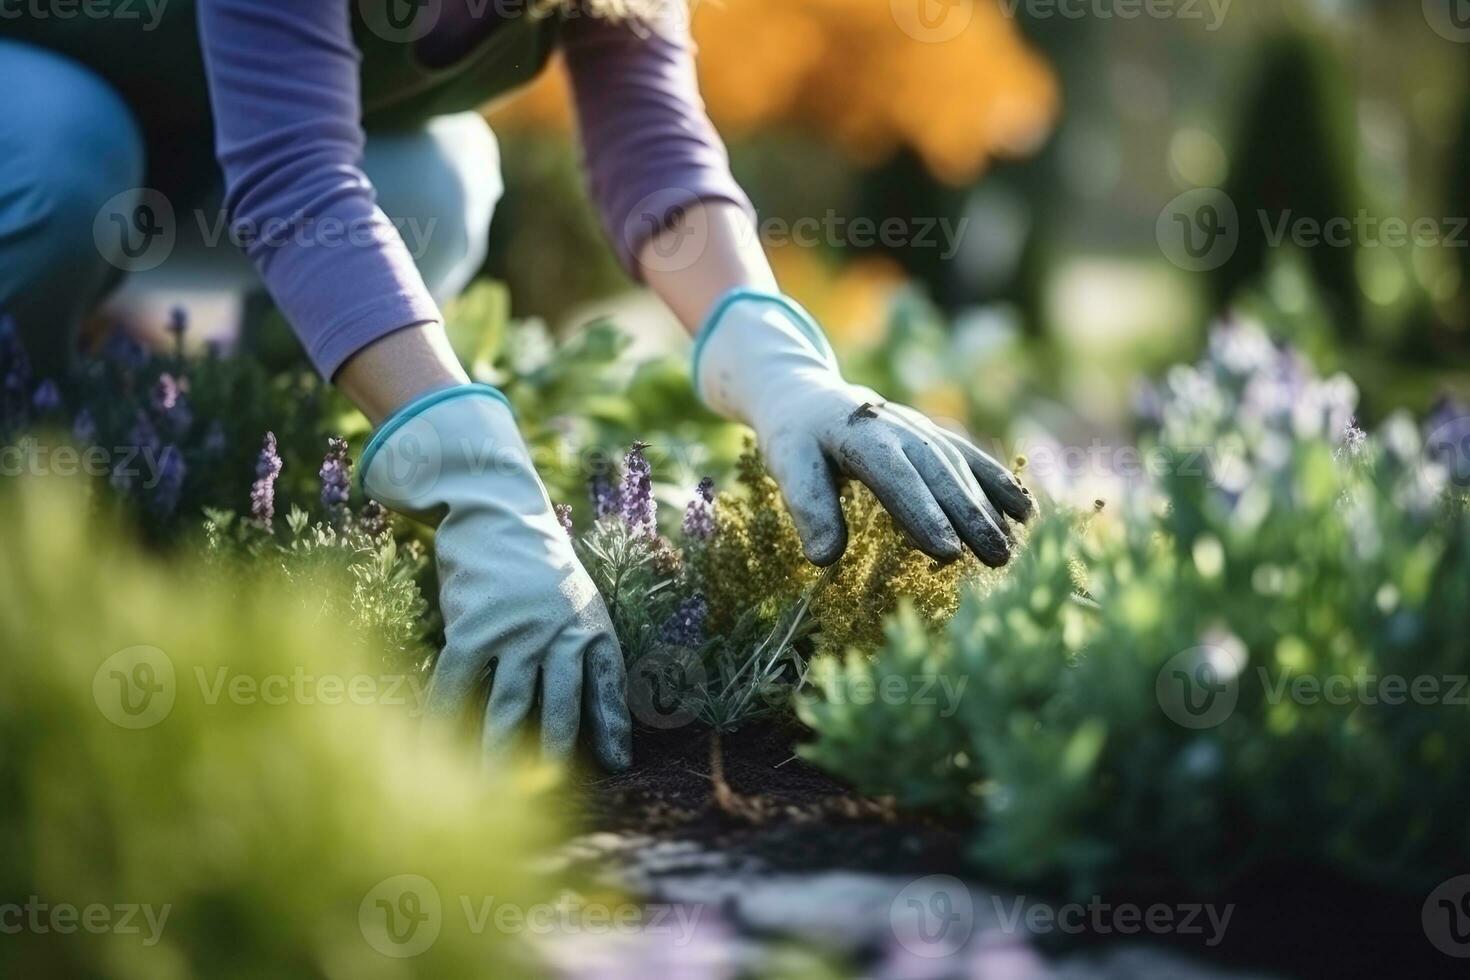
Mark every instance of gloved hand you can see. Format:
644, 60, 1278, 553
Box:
360, 384, 631, 771
694, 289, 1033, 566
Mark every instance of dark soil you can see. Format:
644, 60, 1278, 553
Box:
574, 721, 967, 877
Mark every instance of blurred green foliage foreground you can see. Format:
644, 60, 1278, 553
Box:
0, 476, 561, 979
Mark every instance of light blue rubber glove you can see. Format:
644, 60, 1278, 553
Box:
360, 385, 631, 771
694, 289, 1033, 567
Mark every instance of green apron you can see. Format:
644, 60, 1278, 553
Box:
1, 2, 558, 197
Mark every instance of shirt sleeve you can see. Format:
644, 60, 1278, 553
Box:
197, 0, 441, 379
561, 3, 755, 278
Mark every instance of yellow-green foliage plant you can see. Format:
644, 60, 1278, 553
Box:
688, 443, 1015, 657
0, 473, 562, 979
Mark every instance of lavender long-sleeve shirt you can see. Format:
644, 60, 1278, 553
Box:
197, 0, 750, 378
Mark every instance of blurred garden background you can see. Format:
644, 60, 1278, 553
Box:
468, 0, 1470, 505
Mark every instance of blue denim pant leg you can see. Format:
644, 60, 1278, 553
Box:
0, 39, 145, 379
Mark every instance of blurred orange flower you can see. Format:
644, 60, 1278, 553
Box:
492, 0, 1058, 182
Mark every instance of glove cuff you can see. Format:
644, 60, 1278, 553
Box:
358, 383, 513, 497
691, 288, 839, 415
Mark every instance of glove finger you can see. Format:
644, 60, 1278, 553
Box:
902, 437, 1012, 567
583, 634, 632, 772
424, 647, 489, 722
481, 653, 538, 764
539, 635, 587, 765
939, 427, 1034, 522
834, 433, 962, 563
764, 433, 848, 566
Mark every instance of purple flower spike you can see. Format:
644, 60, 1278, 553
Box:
32, 379, 62, 415
150, 373, 193, 437
590, 467, 622, 521
167, 306, 188, 340
681, 476, 717, 540
659, 593, 709, 648
150, 445, 186, 517
555, 503, 575, 537
319, 436, 352, 524
72, 408, 97, 445
1, 315, 32, 424
250, 431, 283, 531
620, 442, 656, 537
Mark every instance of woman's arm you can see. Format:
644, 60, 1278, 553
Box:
197, 0, 464, 420
569, 5, 1032, 569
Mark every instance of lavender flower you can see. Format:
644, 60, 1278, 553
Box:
150, 372, 193, 436
319, 436, 352, 525
150, 444, 186, 517
167, 306, 188, 344
250, 431, 283, 530
681, 476, 717, 540
31, 379, 62, 415
100, 330, 147, 371
620, 441, 656, 537
127, 409, 161, 457
1, 315, 32, 424
555, 503, 575, 537
589, 466, 621, 520
114, 409, 161, 491
659, 594, 709, 648
72, 408, 97, 445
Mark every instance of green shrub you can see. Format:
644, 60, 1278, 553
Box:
801, 320, 1470, 898
569, 441, 1013, 732
0, 474, 561, 978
